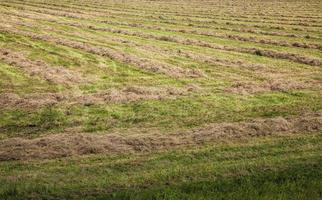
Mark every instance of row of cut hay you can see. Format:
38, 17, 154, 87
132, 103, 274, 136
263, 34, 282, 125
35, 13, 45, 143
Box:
1, 111, 321, 160
10, 0, 322, 27
30, 0, 321, 22
0, 48, 88, 86
3, 3, 320, 41
3, 1, 322, 35
0, 83, 200, 109
0, 27, 203, 78
57, 23, 321, 66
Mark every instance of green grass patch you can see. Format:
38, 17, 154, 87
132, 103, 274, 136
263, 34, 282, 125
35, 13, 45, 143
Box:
0, 62, 58, 94
80, 90, 322, 133
0, 107, 67, 138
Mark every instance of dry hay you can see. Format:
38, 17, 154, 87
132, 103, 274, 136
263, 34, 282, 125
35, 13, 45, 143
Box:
75, 85, 199, 106
2, 17, 321, 70
7, 10, 318, 41
80, 23, 322, 66
120, 39, 276, 75
138, 44, 314, 87
0, 48, 87, 86
86, 23, 322, 50
0, 93, 65, 109
0, 27, 203, 78
0, 111, 321, 161
17, 19, 319, 67
225, 79, 321, 94
0, 85, 199, 109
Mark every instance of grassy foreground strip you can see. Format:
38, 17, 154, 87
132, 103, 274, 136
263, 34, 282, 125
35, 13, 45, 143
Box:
0, 133, 321, 199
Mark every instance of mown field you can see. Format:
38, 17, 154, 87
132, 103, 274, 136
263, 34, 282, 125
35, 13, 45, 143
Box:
0, 0, 321, 199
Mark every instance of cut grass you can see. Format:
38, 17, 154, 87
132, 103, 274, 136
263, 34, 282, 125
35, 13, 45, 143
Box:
0, 0, 321, 199
1, 89, 321, 138
0, 133, 321, 199
0, 107, 67, 138
0, 62, 58, 94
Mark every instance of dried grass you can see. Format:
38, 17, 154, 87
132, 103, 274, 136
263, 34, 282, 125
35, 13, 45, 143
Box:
0, 48, 87, 86
1, 112, 321, 161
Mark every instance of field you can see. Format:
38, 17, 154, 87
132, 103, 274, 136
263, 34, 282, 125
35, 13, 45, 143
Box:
0, 0, 322, 199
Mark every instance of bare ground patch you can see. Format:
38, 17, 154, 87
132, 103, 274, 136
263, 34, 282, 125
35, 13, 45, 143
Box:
0, 112, 321, 161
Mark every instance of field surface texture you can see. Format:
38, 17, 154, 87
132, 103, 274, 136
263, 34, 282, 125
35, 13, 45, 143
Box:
0, 0, 321, 199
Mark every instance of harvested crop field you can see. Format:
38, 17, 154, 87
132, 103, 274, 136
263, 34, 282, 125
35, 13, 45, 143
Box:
0, 0, 321, 199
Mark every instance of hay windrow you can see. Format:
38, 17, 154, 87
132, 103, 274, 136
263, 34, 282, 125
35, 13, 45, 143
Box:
0, 85, 200, 109
29, 1, 321, 27
7, 1, 322, 28
0, 112, 321, 161
135, 43, 320, 85
74, 84, 199, 106
97, 26, 322, 66
1, 12, 321, 67
0, 93, 65, 109
225, 79, 322, 94
59, 23, 322, 66
0, 0, 322, 164
109, 37, 269, 72
83, 22, 322, 50
3, 17, 320, 73
3, 1, 322, 35
10, 13, 319, 50
0, 48, 87, 86
0, 27, 203, 78
5, 10, 320, 41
